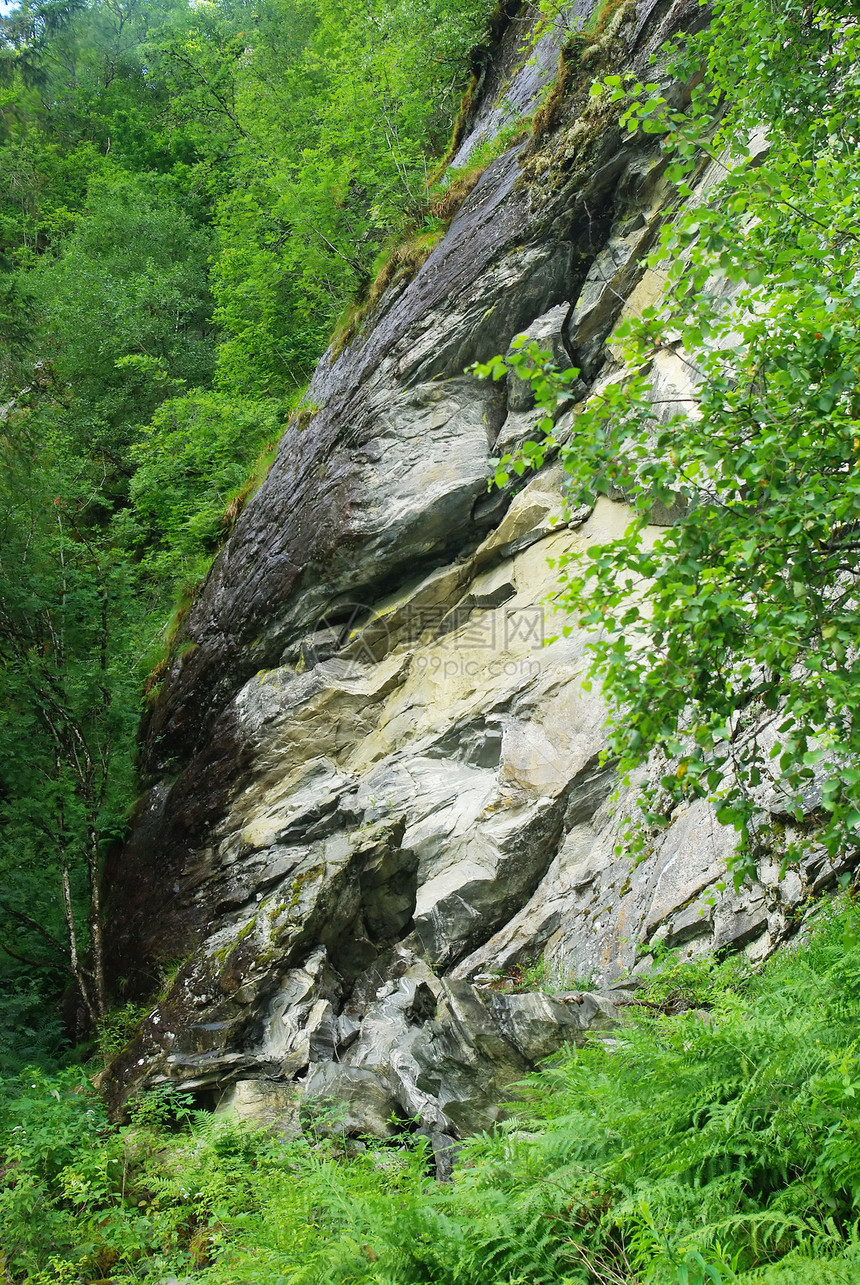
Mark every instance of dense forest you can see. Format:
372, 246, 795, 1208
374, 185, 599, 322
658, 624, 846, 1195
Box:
3, 0, 860, 1280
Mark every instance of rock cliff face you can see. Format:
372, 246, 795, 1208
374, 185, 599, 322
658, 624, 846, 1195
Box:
101, 0, 850, 1136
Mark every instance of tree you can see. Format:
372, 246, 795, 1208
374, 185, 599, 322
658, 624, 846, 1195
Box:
478, 0, 860, 883
0, 436, 139, 1025
210, 0, 496, 394
29, 170, 215, 460
123, 389, 283, 586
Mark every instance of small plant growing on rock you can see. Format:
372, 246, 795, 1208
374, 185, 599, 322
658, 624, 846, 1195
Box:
508, 955, 550, 991
95, 1002, 150, 1067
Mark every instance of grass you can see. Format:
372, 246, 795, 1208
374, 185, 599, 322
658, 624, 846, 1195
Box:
530, 0, 638, 142
218, 438, 279, 535
331, 226, 446, 356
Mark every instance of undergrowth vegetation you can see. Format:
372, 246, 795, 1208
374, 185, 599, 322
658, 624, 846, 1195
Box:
5, 902, 860, 1282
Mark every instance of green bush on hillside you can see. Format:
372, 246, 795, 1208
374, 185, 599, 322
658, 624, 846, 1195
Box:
123, 391, 284, 584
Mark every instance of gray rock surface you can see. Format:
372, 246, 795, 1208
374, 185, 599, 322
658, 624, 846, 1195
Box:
100, 0, 831, 1137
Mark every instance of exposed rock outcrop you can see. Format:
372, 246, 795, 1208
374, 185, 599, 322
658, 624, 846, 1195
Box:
101, 0, 840, 1134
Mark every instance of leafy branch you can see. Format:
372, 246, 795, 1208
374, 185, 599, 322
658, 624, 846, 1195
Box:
474, 0, 860, 886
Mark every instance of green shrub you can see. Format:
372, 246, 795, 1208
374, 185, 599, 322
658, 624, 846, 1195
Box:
123, 391, 284, 586
6, 902, 860, 1283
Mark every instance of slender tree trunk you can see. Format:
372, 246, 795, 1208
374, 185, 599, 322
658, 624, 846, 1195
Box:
86, 820, 107, 1020
60, 854, 99, 1027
